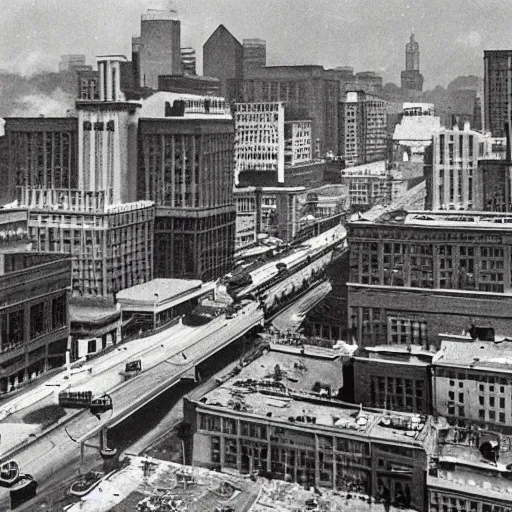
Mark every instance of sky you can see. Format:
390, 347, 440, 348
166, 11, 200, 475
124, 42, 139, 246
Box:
0, 0, 509, 88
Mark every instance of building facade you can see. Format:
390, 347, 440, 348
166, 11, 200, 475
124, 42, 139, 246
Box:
138, 94, 236, 281
484, 50, 512, 137
138, 7, 182, 88
341, 161, 405, 209
19, 189, 154, 297
401, 34, 424, 91
4, 117, 79, 203
180, 47, 196, 75
347, 210, 512, 349
426, 126, 483, 210
432, 337, 512, 432
242, 38, 266, 75
186, 350, 433, 512
203, 25, 244, 100
339, 91, 387, 166
234, 66, 339, 157
0, 250, 71, 393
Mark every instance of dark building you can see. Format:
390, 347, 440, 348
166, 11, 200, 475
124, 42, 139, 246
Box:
4, 117, 79, 203
138, 113, 236, 281
478, 159, 512, 211
242, 38, 266, 75
139, 7, 182, 89
401, 34, 424, 91
235, 66, 339, 156
353, 348, 434, 415
203, 25, 243, 100
484, 50, 512, 137
78, 70, 100, 100
158, 74, 220, 96
347, 210, 512, 350
0, 241, 72, 393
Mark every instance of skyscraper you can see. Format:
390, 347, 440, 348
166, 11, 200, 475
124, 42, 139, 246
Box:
400, 33, 424, 91
484, 50, 512, 137
139, 5, 182, 89
203, 25, 243, 100
242, 39, 266, 75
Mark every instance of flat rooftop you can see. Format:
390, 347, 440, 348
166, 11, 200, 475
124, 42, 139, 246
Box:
198, 351, 431, 447
352, 210, 512, 230
434, 339, 512, 371
116, 278, 205, 304
67, 456, 261, 512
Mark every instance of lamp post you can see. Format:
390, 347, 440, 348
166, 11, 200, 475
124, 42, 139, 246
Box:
153, 293, 159, 332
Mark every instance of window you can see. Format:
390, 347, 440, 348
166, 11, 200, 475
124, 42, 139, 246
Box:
479, 409, 485, 419
87, 339, 96, 354
52, 295, 66, 330
388, 317, 427, 346
30, 302, 45, 339
500, 412, 506, 423
500, 397, 506, 409
489, 410, 496, 421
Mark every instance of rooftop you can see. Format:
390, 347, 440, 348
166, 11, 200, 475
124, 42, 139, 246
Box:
434, 338, 512, 372
116, 278, 205, 305
341, 160, 387, 176
197, 350, 432, 447
393, 113, 441, 142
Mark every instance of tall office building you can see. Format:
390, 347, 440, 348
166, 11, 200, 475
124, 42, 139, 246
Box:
236, 66, 339, 157
139, 5, 182, 89
137, 92, 236, 281
400, 34, 424, 91
4, 56, 155, 299
181, 47, 196, 75
203, 25, 244, 100
242, 38, 266, 74
339, 91, 387, 166
484, 50, 512, 137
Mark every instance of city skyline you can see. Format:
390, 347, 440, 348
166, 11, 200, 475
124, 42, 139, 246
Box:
0, 0, 506, 88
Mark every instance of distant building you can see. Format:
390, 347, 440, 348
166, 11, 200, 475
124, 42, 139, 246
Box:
339, 91, 387, 166
433, 337, 512, 432
400, 34, 424, 91
341, 161, 405, 209
158, 74, 220, 96
59, 54, 90, 73
234, 184, 347, 248
242, 38, 266, 74
180, 47, 196, 75
347, 210, 512, 350
203, 25, 243, 100
138, 6, 182, 88
392, 102, 442, 178
235, 66, 339, 157
425, 126, 508, 211
484, 50, 512, 137
137, 92, 236, 281
78, 70, 100, 100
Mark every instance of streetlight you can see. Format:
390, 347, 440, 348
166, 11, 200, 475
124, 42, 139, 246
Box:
153, 293, 159, 332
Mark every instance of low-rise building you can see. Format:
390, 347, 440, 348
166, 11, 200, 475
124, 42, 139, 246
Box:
429, 426, 512, 512
116, 278, 216, 338
186, 349, 435, 511
0, 250, 71, 392
433, 337, 512, 432
354, 345, 434, 415
341, 160, 405, 209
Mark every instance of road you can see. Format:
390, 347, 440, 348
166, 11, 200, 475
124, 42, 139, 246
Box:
271, 280, 332, 333
0, 301, 263, 508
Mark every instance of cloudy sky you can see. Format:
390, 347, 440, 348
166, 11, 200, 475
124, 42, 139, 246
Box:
0, 0, 508, 87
